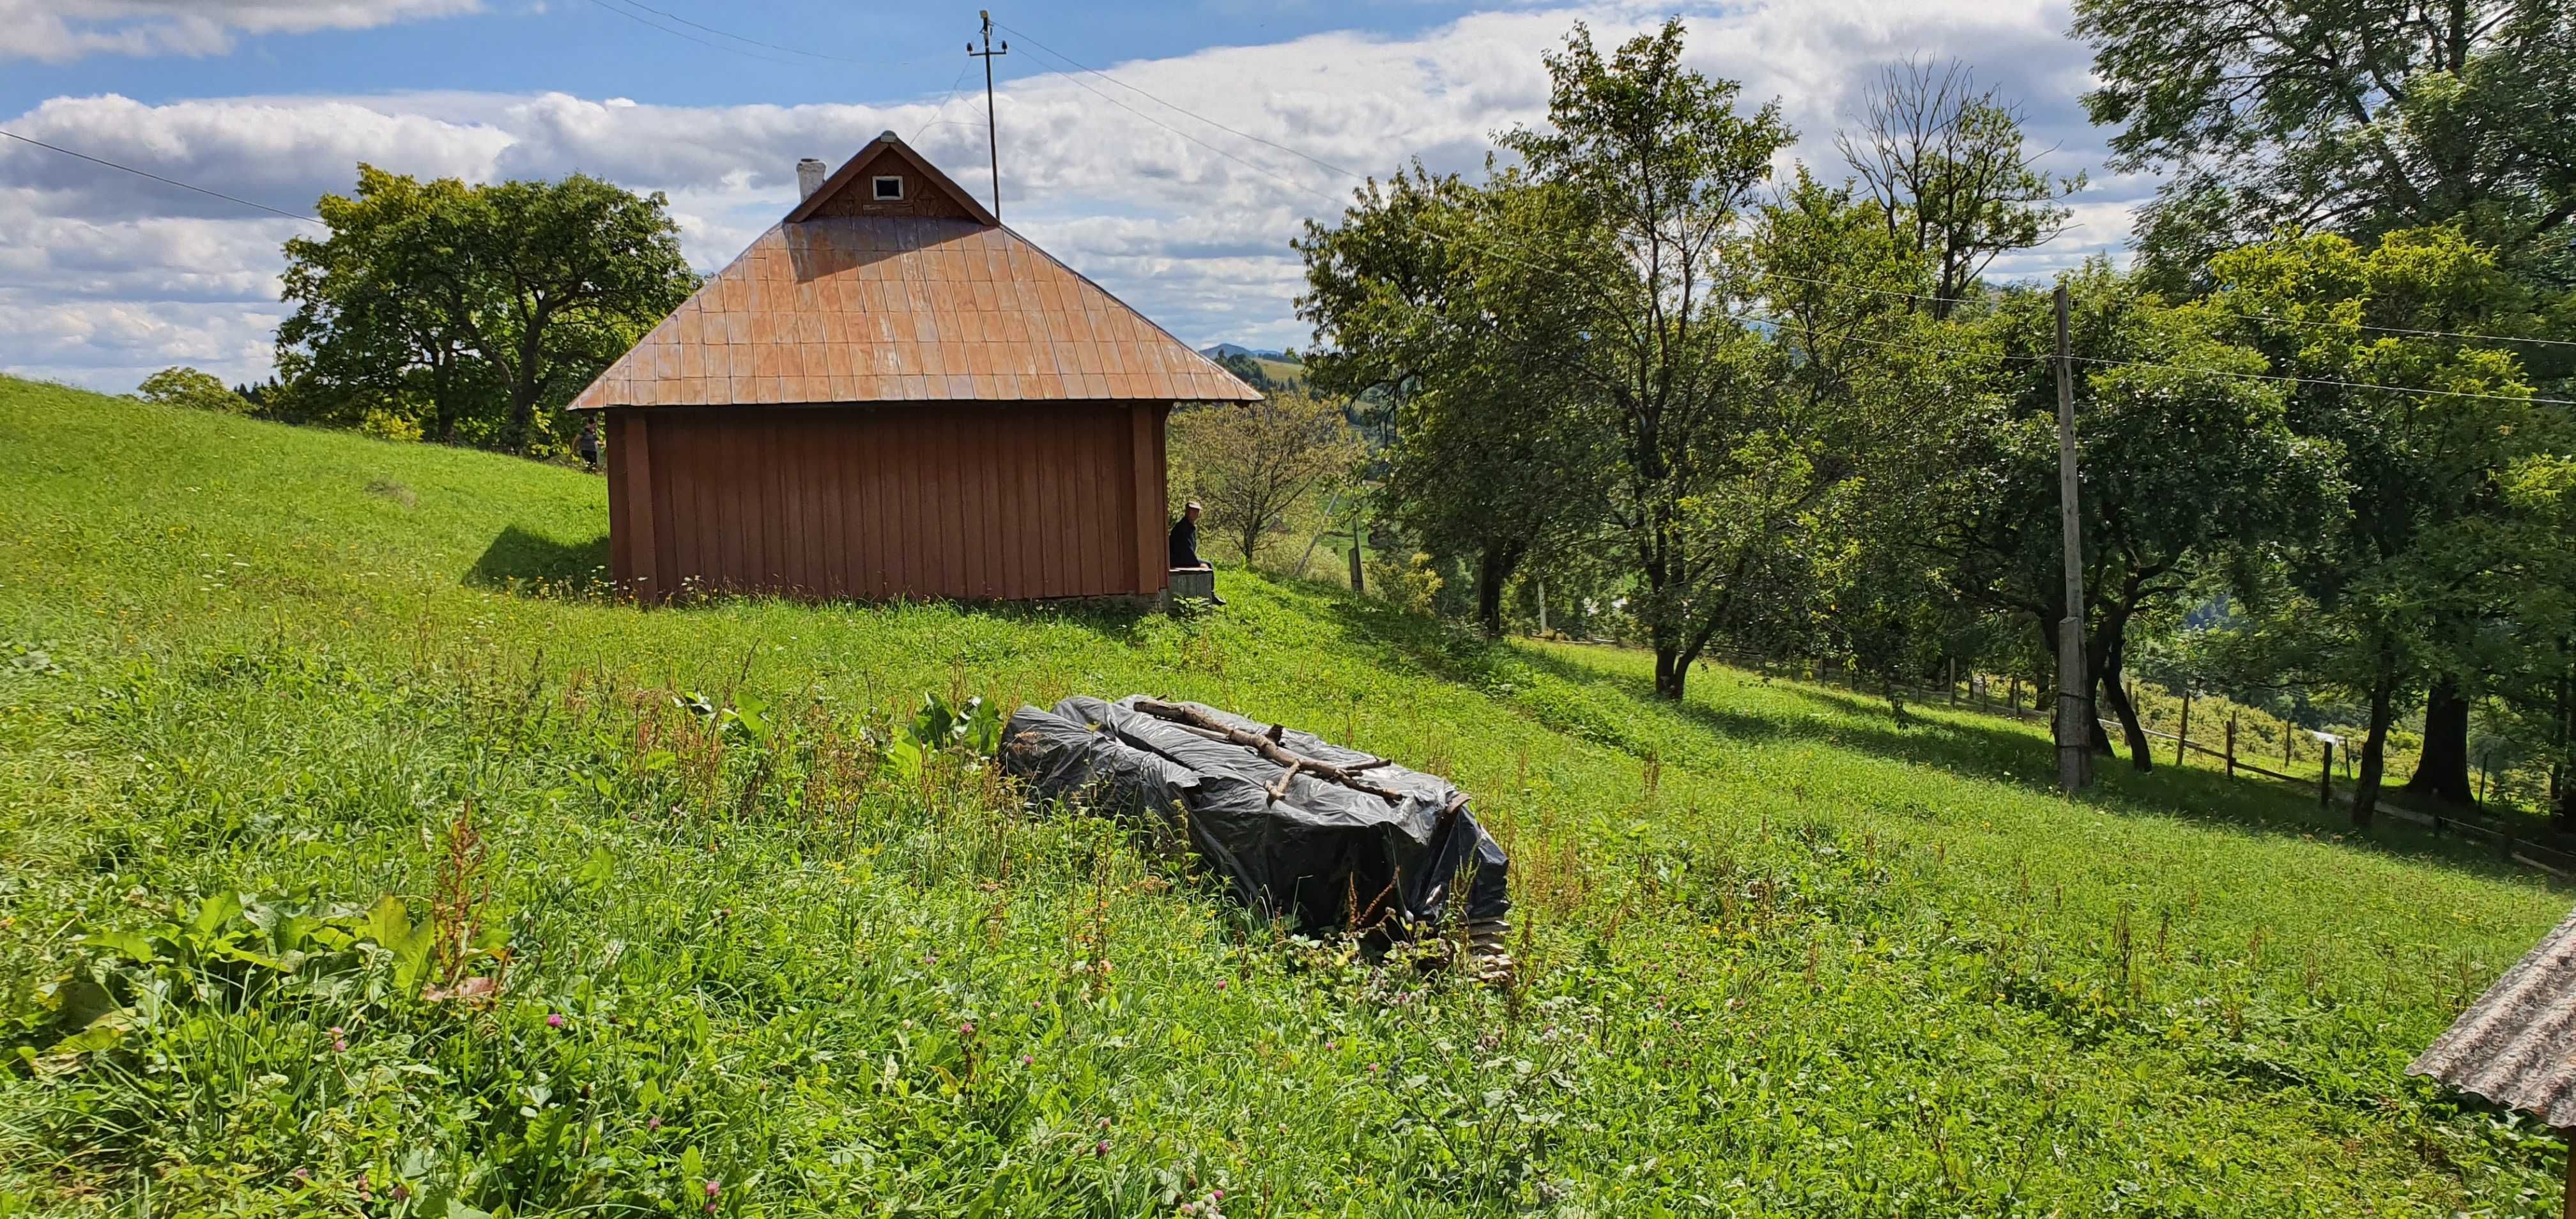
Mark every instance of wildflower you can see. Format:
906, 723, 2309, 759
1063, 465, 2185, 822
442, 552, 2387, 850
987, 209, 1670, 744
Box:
1093, 1139, 1110, 1156
1098, 1116, 1112, 1130
391, 1184, 411, 1201
1324, 1040, 1338, 1052
1214, 979, 1228, 991
547, 1013, 565, 1029
291, 1167, 310, 1181
1020, 1054, 1034, 1066
959, 1022, 975, 1036
1180, 1205, 1196, 1216
648, 1117, 663, 1131
334, 1038, 348, 1052
705, 1179, 721, 1198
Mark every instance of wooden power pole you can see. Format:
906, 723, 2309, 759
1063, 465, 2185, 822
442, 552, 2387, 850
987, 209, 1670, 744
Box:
2054, 284, 2092, 794
970, 12, 1008, 220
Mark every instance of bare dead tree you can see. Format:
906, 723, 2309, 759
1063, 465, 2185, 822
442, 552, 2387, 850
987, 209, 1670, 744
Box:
1836, 58, 2085, 319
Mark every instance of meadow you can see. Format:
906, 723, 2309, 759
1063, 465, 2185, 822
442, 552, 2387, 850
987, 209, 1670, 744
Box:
1, 374, 2569, 1216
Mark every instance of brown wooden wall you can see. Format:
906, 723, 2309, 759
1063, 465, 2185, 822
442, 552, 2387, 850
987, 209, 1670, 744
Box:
604, 402, 1171, 602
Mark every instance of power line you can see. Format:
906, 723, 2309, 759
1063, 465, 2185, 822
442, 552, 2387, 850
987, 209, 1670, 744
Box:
999, 16, 2573, 355
986, 52, 2568, 409
0, 128, 322, 226
577, 0, 817, 69
999, 34, 1351, 209
601, 0, 924, 67
993, 20, 1363, 185
1762, 268, 2576, 351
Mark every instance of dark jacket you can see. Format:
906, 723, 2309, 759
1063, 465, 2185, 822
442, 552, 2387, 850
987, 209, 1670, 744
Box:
1169, 516, 1202, 568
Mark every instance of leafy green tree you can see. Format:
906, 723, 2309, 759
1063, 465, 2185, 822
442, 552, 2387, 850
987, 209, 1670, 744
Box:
279, 164, 696, 452
1497, 20, 1799, 698
134, 367, 251, 414
1935, 264, 2335, 769
2197, 227, 2552, 822
1836, 58, 2087, 319
1300, 168, 1614, 636
2075, 0, 2576, 281
1169, 391, 1364, 567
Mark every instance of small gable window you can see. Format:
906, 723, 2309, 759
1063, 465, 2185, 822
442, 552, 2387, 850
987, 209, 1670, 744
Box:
871, 176, 905, 201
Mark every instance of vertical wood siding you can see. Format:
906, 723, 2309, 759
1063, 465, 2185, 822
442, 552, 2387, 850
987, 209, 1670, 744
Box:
609, 402, 1161, 602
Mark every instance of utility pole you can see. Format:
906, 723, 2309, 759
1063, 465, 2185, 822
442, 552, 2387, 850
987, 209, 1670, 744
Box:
2054, 284, 2092, 794
969, 12, 1008, 221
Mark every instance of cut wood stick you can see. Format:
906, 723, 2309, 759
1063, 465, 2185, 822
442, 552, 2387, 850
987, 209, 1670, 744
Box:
1132, 698, 1408, 802
1266, 760, 1303, 802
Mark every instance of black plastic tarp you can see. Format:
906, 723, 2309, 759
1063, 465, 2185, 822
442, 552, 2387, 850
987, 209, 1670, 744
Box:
999, 695, 1509, 933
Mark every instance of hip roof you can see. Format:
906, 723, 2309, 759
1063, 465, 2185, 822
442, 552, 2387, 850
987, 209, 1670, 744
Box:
572, 132, 1261, 410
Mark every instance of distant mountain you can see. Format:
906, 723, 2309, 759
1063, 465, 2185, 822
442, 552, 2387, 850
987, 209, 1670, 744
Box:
1199, 342, 1292, 361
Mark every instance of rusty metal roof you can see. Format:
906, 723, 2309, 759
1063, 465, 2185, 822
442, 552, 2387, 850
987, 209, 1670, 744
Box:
2409, 903, 2576, 1125
572, 133, 1260, 410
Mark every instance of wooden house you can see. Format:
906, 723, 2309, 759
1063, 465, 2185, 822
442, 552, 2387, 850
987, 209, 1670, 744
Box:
569, 131, 1261, 602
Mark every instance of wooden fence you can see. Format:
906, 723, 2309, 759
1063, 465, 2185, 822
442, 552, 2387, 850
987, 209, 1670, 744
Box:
1706, 650, 2576, 881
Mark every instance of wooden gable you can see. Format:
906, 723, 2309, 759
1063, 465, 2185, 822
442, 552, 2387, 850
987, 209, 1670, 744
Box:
788, 132, 996, 226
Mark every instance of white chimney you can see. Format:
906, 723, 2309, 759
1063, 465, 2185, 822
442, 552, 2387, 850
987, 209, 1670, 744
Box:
796, 158, 828, 200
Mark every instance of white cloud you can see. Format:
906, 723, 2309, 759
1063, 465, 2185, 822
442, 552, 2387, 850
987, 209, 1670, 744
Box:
1, 0, 2141, 392
0, 0, 479, 63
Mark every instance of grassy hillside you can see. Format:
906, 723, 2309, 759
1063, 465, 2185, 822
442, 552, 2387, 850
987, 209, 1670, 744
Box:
1, 375, 2568, 1216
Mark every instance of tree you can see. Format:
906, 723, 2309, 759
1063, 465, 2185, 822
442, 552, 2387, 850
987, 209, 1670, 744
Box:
2197, 227, 2549, 823
1169, 392, 1363, 567
1300, 168, 1614, 636
134, 367, 250, 414
2074, 0, 2576, 281
1498, 20, 1797, 698
1935, 264, 2334, 769
279, 165, 696, 452
1836, 58, 2086, 319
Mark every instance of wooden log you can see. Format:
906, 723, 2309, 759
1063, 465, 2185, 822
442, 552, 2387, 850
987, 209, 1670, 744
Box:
1131, 698, 1407, 803
2175, 689, 2193, 768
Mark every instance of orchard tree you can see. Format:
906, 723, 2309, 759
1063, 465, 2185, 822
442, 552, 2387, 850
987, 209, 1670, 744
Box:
280, 164, 695, 452
134, 367, 251, 414
2074, 0, 2576, 280
1836, 58, 2087, 318
1935, 264, 2335, 769
1169, 391, 1364, 567
2200, 227, 2554, 822
1499, 19, 1797, 698
1300, 169, 1614, 636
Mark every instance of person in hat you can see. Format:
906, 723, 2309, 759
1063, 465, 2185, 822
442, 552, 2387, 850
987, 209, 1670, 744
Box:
1169, 500, 1223, 604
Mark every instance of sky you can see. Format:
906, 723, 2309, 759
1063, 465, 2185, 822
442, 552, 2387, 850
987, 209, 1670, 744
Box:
0, 0, 2144, 393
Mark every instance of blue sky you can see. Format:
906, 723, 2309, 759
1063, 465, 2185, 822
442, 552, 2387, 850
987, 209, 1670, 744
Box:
1, 0, 2138, 391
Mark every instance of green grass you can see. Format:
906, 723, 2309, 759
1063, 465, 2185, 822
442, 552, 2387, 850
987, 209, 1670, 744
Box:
2, 374, 2570, 1216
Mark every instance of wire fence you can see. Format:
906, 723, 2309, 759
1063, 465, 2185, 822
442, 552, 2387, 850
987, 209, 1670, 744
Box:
1705, 650, 2576, 881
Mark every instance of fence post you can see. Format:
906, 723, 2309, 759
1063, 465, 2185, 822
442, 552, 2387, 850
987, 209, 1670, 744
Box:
1948, 658, 1958, 705
2224, 715, 2237, 778
2175, 689, 2193, 768
2319, 738, 2333, 808
2009, 677, 2021, 718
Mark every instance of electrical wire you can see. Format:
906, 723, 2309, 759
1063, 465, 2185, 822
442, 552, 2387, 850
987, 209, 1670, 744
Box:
577, 0, 817, 69
990, 37, 2568, 406
0, 128, 323, 226
997, 16, 2575, 355
602, 0, 924, 67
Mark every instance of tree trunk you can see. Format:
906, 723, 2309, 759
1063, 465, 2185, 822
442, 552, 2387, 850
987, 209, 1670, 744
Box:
504, 382, 542, 454
2351, 646, 2400, 827
2553, 663, 2573, 832
2403, 675, 2476, 806
1473, 539, 1525, 640
2099, 673, 2154, 772
1655, 647, 1687, 701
